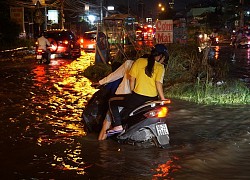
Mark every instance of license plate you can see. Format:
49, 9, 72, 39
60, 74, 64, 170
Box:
156, 123, 169, 136
37, 55, 42, 59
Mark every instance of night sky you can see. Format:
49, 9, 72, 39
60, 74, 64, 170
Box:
105, 0, 207, 17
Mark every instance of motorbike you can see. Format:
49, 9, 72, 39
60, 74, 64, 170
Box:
82, 85, 171, 148
36, 49, 50, 64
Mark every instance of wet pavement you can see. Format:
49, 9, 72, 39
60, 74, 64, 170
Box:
0, 48, 249, 179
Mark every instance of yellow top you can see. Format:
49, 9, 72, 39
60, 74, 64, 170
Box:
129, 58, 165, 97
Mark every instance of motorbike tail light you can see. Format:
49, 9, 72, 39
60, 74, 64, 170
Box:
80, 38, 84, 43
144, 107, 168, 118
37, 49, 43, 52
63, 40, 69, 44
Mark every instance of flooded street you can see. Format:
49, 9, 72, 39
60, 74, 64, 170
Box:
0, 48, 249, 180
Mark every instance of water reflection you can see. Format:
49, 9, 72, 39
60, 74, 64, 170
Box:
29, 52, 98, 174
214, 45, 220, 60
152, 156, 181, 179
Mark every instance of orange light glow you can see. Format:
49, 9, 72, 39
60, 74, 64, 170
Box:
152, 156, 181, 179
57, 46, 66, 52
215, 46, 220, 60
64, 40, 69, 44
158, 107, 168, 118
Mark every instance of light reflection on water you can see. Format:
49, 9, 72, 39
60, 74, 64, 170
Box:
0, 48, 249, 179
30, 52, 97, 175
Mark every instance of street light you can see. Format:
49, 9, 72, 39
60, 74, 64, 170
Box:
158, 3, 165, 11
157, 3, 165, 20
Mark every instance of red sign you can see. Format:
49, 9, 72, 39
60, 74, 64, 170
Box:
155, 20, 173, 43
10, 7, 25, 32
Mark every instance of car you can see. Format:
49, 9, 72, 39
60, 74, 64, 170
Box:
44, 29, 81, 58
79, 31, 97, 52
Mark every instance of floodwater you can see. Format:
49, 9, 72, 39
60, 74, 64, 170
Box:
0, 48, 249, 180
213, 45, 250, 87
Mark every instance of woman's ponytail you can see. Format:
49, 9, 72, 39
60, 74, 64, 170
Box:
145, 49, 158, 77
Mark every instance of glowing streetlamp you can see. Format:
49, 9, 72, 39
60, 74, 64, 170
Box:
88, 15, 96, 24
158, 3, 165, 11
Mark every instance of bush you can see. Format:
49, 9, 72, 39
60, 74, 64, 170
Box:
83, 63, 112, 82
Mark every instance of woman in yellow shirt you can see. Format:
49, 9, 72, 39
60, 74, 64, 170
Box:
107, 44, 169, 136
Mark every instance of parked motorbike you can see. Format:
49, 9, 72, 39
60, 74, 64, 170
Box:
36, 49, 50, 64
82, 85, 171, 148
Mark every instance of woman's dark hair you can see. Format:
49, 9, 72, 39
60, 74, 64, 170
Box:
145, 48, 162, 77
145, 44, 169, 77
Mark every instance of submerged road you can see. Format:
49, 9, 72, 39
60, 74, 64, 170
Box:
0, 48, 249, 179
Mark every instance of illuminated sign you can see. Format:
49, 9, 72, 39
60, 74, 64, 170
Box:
48, 10, 58, 24
107, 6, 114, 11
155, 20, 173, 43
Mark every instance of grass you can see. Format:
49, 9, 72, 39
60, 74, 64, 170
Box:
164, 79, 250, 105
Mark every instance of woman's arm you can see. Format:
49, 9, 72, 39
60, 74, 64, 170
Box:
156, 81, 165, 100
98, 62, 126, 85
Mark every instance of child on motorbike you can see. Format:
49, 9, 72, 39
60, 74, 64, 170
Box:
107, 44, 169, 136
92, 59, 134, 140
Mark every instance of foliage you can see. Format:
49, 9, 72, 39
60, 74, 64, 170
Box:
163, 43, 249, 105
82, 43, 250, 105
165, 44, 200, 86
82, 63, 112, 82
165, 79, 250, 105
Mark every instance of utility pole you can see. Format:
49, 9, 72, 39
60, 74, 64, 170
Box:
100, 0, 103, 22
60, 0, 65, 29
44, 6, 47, 30
128, 0, 130, 14
240, 0, 244, 28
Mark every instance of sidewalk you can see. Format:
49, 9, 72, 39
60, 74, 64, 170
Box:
0, 46, 36, 62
